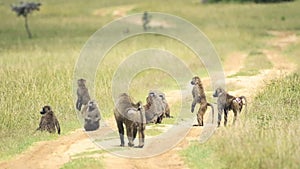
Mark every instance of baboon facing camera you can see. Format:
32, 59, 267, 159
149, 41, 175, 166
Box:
114, 93, 146, 148
145, 91, 165, 124
83, 100, 101, 131
190, 76, 214, 126
213, 87, 247, 127
36, 105, 61, 135
76, 78, 91, 111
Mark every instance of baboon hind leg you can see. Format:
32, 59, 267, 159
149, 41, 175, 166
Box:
126, 124, 134, 147
197, 105, 207, 126
133, 126, 137, 141
224, 109, 228, 127
138, 125, 145, 148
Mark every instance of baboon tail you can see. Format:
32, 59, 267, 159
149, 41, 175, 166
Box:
55, 119, 61, 135
240, 96, 247, 114
207, 103, 214, 123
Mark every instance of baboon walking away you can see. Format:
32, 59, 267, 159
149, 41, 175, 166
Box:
213, 87, 247, 127
83, 100, 101, 131
76, 78, 91, 111
190, 76, 214, 126
114, 93, 146, 148
36, 105, 61, 134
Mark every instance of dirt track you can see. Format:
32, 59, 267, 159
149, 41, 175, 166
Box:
0, 31, 297, 169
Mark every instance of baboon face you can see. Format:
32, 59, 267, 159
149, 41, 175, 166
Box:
191, 76, 201, 85
213, 87, 225, 97
40, 105, 51, 115
77, 78, 86, 86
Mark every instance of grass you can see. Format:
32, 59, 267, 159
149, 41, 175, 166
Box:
182, 73, 300, 169
0, 0, 300, 166
61, 157, 104, 169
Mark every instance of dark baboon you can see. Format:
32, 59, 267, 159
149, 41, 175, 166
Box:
114, 93, 146, 148
144, 91, 165, 124
83, 100, 101, 131
36, 105, 61, 134
76, 78, 91, 111
191, 76, 214, 126
213, 87, 247, 127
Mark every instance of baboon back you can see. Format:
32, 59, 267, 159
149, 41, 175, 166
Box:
84, 101, 101, 131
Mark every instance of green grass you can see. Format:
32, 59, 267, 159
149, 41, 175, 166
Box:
61, 157, 104, 169
182, 73, 300, 169
181, 142, 224, 169
1, 0, 300, 166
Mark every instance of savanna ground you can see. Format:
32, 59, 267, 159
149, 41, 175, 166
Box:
0, 0, 300, 169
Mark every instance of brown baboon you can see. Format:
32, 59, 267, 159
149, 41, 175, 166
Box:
157, 91, 172, 118
83, 100, 101, 131
213, 87, 247, 127
76, 78, 91, 111
144, 91, 165, 124
36, 105, 61, 134
191, 76, 214, 126
114, 93, 146, 148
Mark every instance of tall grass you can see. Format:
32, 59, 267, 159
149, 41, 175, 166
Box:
182, 73, 300, 169
1, 0, 300, 162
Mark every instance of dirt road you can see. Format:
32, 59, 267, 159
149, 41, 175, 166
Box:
0, 31, 297, 169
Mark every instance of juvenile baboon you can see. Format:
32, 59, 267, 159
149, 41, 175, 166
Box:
190, 76, 214, 126
213, 87, 247, 127
114, 93, 146, 148
76, 78, 91, 111
145, 91, 165, 124
36, 105, 61, 134
83, 100, 101, 131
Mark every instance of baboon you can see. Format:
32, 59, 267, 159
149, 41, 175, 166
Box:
156, 91, 172, 118
142, 11, 151, 31
83, 100, 101, 131
114, 93, 146, 148
213, 87, 247, 127
36, 105, 61, 134
191, 76, 214, 126
144, 91, 165, 124
76, 78, 91, 111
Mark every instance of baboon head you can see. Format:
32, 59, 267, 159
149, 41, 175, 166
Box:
77, 78, 86, 87
40, 105, 51, 115
213, 87, 225, 97
87, 100, 97, 111
158, 93, 166, 101
191, 76, 201, 85
146, 91, 158, 105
